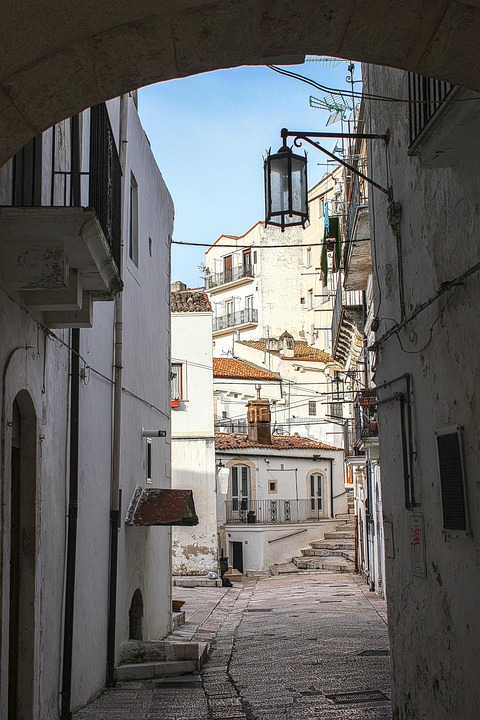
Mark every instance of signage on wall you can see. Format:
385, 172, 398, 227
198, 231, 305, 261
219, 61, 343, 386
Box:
409, 513, 426, 578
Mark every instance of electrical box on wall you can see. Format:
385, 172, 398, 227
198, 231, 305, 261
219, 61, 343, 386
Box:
435, 425, 469, 535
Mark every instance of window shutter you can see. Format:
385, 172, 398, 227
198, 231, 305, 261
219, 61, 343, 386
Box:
435, 426, 469, 533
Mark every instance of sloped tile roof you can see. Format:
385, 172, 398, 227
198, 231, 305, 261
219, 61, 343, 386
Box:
171, 290, 211, 313
213, 358, 279, 381
238, 340, 333, 363
215, 432, 341, 451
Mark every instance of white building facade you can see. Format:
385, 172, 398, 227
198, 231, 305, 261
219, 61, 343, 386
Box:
170, 285, 218, 575
0, 94, 174, 718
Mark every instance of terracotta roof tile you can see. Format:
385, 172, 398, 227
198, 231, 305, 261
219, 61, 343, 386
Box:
213, 358, 279, 381
238, 340, 333, 363
215, 432, 341, 452
171, 290, 211, 313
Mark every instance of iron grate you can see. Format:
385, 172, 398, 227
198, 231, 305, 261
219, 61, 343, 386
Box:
357, 649, 390, 657
325, 690, 389, 705
244, 608, 272, 612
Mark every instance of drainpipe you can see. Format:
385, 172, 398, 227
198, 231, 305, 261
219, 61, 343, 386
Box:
106, 94, 128, 687
60, 328, 80, 720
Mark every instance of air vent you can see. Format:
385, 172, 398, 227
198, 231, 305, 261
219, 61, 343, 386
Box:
435, 426, 469, 533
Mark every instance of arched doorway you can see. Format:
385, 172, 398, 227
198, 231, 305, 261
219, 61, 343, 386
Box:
8, 391, 37, 720
129, 589, 144, 641
2, 1, 480, 164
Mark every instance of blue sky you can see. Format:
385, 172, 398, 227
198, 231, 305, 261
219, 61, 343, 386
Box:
138, 59, 355, 288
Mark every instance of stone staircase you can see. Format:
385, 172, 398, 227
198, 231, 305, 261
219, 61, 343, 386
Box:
292, 511, 356, 574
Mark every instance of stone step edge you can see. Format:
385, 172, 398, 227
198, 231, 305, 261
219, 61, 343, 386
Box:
116, 659, 198, 681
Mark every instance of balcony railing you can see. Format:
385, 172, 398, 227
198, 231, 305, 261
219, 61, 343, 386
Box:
331, 281, 364, 358
206, 264, 253, 289
10, 104, 121, 270
355, 389, 378, 445
216, 419, 248, 434
225, 499, 324, 524
213, 307, 258, 332
408, 73, 454, 146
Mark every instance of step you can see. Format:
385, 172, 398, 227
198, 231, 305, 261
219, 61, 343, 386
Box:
173, 576, 222, 588
293, 555, 356, 573
310, 539, 354, 551
300, 547, 355, 562
224, 568, 244, 583
116, 659, 197, 680
119, 639, 209, 668
335, 523, 355, 531
324, 531, 355, 540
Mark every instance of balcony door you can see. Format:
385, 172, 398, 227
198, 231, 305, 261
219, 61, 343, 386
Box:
223, 254, 233, 283
231, 465, 251, 519
308, 473, 323, 519
225, 299, 234, 326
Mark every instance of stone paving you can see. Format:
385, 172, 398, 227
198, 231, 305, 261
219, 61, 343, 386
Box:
73, 573, 391, 719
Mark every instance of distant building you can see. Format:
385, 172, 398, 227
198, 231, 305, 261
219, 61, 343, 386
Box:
215, 393, 346, 574
171, 286, 217, 575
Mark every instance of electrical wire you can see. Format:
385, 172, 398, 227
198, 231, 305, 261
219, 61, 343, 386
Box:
268, 64, 480, 106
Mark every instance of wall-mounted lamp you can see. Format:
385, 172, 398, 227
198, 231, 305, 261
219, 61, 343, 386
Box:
216, 458, 225, 470
264, 127, 390, 231
142, 429, 167, 438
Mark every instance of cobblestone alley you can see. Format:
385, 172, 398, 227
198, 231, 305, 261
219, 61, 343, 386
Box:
74, 572, 391, 719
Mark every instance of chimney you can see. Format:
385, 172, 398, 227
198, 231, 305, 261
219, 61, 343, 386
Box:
247, 385, 272, 445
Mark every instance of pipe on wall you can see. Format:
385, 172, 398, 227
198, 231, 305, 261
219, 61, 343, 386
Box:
106, 93, 128, 687
60, 328, 80, 720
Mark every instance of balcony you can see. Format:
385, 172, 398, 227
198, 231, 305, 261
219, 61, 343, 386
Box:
213, 307, 258, 333
331, 281, 364, 366
343, 171, 372, 292
206, 263, 253, 291
225, 499, 325, 524
355, 389, 378, 446
0, 104, 122, 328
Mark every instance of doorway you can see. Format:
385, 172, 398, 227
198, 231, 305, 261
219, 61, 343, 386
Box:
8, 393, 37, 720
231, 542, 244, 574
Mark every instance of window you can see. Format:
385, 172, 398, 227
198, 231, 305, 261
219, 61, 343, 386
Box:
223, 254, 233, 283
225, 299, 234, 319
330, 403, 343, 418
308, 289, 313, 309
300, 297, 305, 305
245, 295, 253, 310
148, 237, 152, 257
129, 173, 138, 265
309, 473, 323, 515
253, 251, 257, 264
318, 197, 325, 218
268, 480, 278, 494
308, 401, 317, 416
146, 439, 152, 484
243, 248, 252, 274
231, 465, 250, 512
171, 363, 183, 400
306, 247, 312, 267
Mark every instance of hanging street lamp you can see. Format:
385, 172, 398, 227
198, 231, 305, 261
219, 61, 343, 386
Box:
264, 130, 308, 230
264, 128, 390, 232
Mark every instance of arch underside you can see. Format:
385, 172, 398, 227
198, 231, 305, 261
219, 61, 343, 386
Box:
1, 0, 480, 163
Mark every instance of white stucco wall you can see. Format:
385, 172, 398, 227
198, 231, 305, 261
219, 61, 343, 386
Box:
171, 310, 217, 574
365, 63, 480, 719
0, 94, 174, 718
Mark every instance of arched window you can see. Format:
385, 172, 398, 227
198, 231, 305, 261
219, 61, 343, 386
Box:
308, 472, 324, 518
129, 589, 144, 640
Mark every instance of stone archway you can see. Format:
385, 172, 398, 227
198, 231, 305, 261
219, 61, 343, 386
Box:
1, 1, 480, 164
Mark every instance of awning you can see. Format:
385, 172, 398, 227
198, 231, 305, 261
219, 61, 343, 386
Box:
125, 486, 198, 527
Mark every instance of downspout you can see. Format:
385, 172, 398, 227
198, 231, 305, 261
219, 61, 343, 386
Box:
106, 94, 128, 687
61, 114, 82, 720
60, 328, 80, 720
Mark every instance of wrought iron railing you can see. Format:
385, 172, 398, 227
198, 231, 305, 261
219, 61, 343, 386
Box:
215, 419, 248, 434
225, 499, 324, 524
331, 281, 364, 353
213, 308, 258, 332
206, 264, 254, 289
343, 169, 368, 269
355, 389, 378, 444
10, 104, 121, 270
408, 73, 454, 146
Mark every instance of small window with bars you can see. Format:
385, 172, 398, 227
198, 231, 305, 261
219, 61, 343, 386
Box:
171, 363, 183, 400
308, 401, 317, 416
